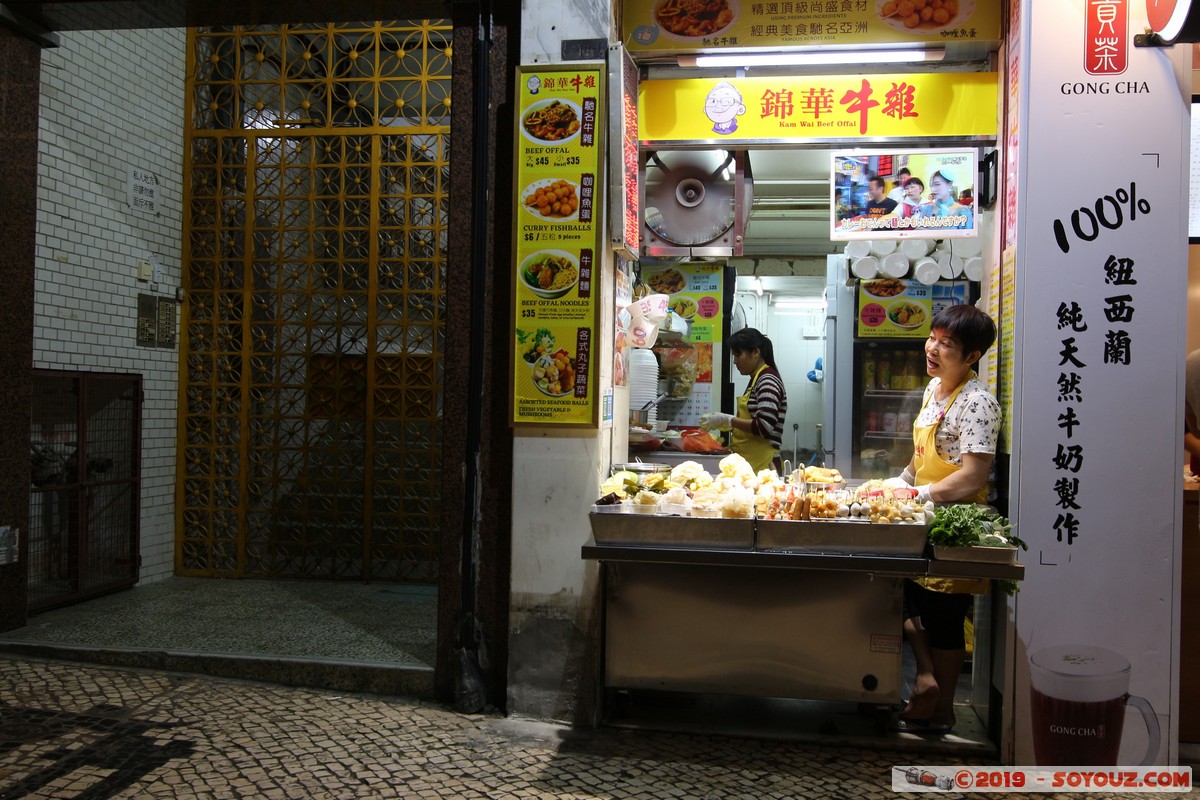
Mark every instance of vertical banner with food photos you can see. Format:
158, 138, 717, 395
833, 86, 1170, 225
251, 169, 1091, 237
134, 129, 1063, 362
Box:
641, 263, 724, 425
511, 65, 605, 427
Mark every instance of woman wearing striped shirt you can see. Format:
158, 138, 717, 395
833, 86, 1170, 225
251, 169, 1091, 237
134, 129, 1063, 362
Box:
700, 328, 788, 473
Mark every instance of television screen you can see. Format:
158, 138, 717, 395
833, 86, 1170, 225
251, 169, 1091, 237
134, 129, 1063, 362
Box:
831, 148, 979, 241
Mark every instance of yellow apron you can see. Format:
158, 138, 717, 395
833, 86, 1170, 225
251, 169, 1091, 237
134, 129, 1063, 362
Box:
731, 364, 777, 473
914, 376, 988, 595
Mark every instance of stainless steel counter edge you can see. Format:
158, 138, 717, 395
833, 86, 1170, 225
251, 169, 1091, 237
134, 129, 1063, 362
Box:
580, 539, 1026, 581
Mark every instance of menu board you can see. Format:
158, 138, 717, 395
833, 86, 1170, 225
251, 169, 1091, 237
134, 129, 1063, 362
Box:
511, 65, 606, 427
642, 263, 725, 426
622, 0, 1001, 54
855, 278, 968, 339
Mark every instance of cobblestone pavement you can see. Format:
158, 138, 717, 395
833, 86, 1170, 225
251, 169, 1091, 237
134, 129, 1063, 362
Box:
0, 656, 1190, 800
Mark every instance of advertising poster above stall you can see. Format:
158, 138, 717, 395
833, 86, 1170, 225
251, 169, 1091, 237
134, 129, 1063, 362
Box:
621, 0, 1001, 54
832, 149, 979, 240
511, 65, 605, 427
639, 72, 997, 145
855, 278, 968, 339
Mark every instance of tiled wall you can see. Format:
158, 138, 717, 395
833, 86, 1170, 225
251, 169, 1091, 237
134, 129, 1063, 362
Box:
34, 29, 186, 584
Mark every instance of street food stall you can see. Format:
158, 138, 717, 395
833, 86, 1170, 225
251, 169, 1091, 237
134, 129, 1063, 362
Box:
581, 460, 1023, 715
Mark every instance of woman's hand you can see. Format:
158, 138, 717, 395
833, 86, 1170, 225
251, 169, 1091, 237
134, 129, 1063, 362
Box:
925, 452, 994, 503
699, 411, 734, 431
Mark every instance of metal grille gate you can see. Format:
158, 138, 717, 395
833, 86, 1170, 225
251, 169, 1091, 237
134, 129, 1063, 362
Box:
29, 372, 142, 610
179, 21, 450, 580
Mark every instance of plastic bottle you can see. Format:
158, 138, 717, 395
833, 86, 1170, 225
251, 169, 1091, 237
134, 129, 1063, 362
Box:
877, 353, 891, 390
907, 351, 924, 389
895, 351, 910, 389
862, 353, 876, 391
892, 351, 908, 390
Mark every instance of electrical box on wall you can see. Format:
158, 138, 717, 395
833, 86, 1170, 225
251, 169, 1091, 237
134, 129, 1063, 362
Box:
137, 260, 153, 281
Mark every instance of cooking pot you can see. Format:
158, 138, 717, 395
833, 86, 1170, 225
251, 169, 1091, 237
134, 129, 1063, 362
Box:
611, 461, 671, 477
629, 391, 670, 427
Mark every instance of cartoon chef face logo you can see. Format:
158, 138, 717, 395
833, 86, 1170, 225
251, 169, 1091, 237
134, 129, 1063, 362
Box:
704, 81, 745, 135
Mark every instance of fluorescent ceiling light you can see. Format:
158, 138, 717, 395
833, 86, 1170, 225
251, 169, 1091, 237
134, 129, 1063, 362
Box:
679, 48, 944, 69
773, 299, 825, 309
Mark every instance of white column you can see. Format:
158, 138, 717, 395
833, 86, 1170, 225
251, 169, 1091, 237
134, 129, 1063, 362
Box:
1010, 0, 1188, 765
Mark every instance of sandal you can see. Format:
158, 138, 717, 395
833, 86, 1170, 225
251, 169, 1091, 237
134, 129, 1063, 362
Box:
891, 716, 952, 735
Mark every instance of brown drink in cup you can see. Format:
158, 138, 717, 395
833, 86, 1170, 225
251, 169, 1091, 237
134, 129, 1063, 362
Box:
1029, 645, 1159, 766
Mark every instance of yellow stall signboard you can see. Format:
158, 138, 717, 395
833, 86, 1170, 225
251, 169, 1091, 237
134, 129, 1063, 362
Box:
511, 65, 605, 427
640, 72, 997, 144
623, 0, 1001, 53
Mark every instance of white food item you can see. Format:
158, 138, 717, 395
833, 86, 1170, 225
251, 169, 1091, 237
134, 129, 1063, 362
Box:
719, 485, 754, 518
662, 487, 691, 506
669, 461, 713, 490
719, 453, 754, 481
633, 489, 661, 507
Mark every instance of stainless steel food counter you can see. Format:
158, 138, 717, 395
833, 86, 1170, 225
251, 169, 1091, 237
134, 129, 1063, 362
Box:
582, 513, 1023, 706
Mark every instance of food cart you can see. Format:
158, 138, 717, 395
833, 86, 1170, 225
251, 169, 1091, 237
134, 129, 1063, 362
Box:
582, 500, 1023, 714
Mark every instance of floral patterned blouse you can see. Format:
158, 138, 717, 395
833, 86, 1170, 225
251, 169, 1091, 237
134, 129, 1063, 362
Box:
915, 375, 1001, 464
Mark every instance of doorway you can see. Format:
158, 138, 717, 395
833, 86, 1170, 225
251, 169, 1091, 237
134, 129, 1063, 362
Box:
29, 371, 142, 611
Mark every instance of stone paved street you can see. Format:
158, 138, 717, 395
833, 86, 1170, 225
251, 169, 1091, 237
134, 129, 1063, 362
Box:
0, 656, 1193, 799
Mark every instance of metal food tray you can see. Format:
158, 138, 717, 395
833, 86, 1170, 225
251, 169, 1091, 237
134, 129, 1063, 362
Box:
589, 512, 754, 549
931, 544, 1017, 564
756, 518, 928, 556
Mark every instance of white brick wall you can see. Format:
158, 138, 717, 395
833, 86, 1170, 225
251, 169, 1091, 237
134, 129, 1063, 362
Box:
35, 29, 187, 585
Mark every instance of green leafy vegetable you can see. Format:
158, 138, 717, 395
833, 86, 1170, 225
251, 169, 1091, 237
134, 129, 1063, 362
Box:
515, 328, 555, 364
927, 504, 1026, 551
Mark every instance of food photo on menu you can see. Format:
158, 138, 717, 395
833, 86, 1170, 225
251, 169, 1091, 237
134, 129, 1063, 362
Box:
519, 250, 580, 300
521, 99, 581, 143
522, 178, 580, 220
516, 327, 578, 398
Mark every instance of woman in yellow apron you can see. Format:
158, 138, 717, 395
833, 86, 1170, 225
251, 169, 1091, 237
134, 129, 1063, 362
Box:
699, 328, 788, 473
890, 304, 1001, 735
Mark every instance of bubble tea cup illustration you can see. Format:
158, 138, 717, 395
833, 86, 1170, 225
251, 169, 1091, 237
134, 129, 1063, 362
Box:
1029, 645, 1160, 766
